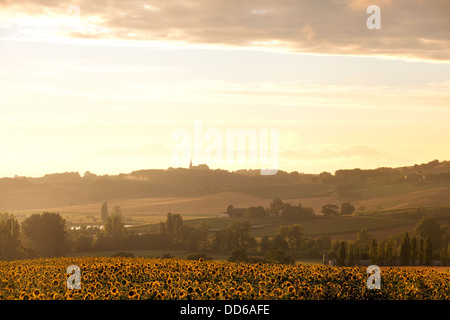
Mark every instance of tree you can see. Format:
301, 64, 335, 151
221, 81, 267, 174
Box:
269, 198, 284, 215
321, 204, 339, 218
228, 248, 248, 262
415, 216, 446, 250
318, 171, 334, 184
21, 212, 67, 258
369, 238, 378, 265
159, 212, 184, 247
399, 232, 412, 266
385, 237, 397, 266
104, 206, 126, 242
259, 235, 271, 254
72, 234, 94, 252
226, 205, 235, 217
316, 235, 332, 253
276, 225, 304, 251
265, 249, 294, 264
425, 235, 433, 265
347, 242, 356, 266
280, 203, 314, 220
355, 228, 374, 257
336, 241, 347, 266
0, 213, 22, 260
418, 237, 425, 265
229, 220, 256, 249
377, 240, 387, 266
196, 222, 210, 251
246, 206, 267, 218
410, 236, 418, 266
272, 234, 289, 251
212, 220, 256, 251
340, 202, 355, 216
101, 202, 109, 224
354, 245, 361, 265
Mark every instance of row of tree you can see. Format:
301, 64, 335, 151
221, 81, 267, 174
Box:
226, 198, 315, 220
1, 202, 448, 267
321, 202, 355, 217
226, 199, 357, 220
317, 160, 446, 187
225, 215, 450, 266
0, 204, 132, 260
331, 232, 441, 266
329, 216, 449, 266
0, 212, 67, 260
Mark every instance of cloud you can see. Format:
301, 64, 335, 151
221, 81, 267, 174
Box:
1, 0, 449, 61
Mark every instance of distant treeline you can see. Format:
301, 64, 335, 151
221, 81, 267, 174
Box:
2, 203, 449, 266
318, 159, 450, 187
226, 198, 315, 220
3, 159, 450, 211
0, 167, 313, 209
335, 214, 449, 267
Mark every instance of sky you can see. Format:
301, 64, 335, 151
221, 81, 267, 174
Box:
0, 0, 449, 177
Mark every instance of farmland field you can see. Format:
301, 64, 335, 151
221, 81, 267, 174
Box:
1, 257, 449, 300
10, 183, 450, 230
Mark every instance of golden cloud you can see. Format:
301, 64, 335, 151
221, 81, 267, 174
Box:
1, 0, 449, 61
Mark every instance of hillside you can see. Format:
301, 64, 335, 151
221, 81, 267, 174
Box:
0, 168, 315, 211
3, 159, 450, 227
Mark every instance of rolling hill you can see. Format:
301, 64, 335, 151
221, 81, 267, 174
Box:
3, 159, 450, 231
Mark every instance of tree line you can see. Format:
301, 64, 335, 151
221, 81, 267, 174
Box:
329, 216, 449, 266
1, 203, 448, 267
226, 198, 315, 220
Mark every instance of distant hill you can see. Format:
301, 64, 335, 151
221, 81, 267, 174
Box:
1, 159, 450, 212
0, 167, 315, 211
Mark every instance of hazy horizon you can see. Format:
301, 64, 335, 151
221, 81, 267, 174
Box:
2, 157, 450, 180
1, 0, 449, 178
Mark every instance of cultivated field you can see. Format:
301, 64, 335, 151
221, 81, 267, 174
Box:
1, 257, 449, 300
11, 184, 450, 228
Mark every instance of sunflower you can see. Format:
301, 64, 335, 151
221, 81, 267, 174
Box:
21, 293, 30, 300
110, 287, 119, 295
32, 289, 40, 298
178, 289, 187, 299
51, 293, 61, 300
128, 289, 137, 299
84, 293, 95, 300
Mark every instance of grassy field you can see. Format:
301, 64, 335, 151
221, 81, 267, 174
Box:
180, 205, 450, 241
232, 183, 335, 199
8, 180, 450, 243
357, 181, 450, 199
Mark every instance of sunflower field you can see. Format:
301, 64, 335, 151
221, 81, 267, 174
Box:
0, 257, 449, 300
